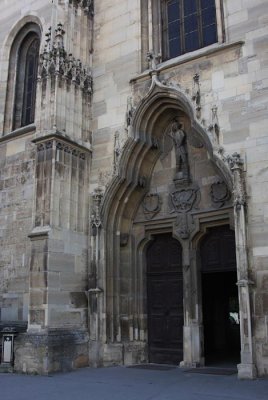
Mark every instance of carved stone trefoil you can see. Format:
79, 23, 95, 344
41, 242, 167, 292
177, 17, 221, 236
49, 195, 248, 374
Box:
210, 180, 231, 208
142, 193, 161, 220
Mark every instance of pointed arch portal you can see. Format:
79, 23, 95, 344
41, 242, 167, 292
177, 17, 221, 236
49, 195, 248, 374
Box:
93, 76, 256, 379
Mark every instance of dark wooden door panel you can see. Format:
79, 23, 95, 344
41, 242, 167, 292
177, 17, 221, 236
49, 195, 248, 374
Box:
147, 234, 183, 365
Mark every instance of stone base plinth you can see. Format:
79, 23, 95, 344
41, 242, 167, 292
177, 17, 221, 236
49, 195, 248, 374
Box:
237, 363, 257, 380
88, 341, 147, 367
14, 329, 89, 374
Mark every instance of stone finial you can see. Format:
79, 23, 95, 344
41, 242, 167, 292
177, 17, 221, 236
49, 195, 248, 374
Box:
217, 148, 246, 210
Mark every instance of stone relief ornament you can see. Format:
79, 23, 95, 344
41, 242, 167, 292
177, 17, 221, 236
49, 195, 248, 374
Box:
192, 73, 201, 119
125, 96, 135, 130
169, 185, 200, 239
113, 130, 127, 175
170, 187, 198, 214
142, 193, 162, 220
146, 51, 161, 70
210, 180, 231, 208
91, 187, 103, 235
208, 105, 220, 147
174, 213, 196, 240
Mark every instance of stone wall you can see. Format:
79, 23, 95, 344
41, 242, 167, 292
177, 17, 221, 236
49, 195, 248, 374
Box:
0, 0, 267, 377
0, 133, 35, 323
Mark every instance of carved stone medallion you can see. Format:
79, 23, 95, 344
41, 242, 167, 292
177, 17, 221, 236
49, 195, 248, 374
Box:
170, 188, 198, 213
210, 181, 230, 208
142, 193, 161, 220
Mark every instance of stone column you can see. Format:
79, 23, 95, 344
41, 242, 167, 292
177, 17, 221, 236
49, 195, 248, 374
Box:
229, 153, 257, 379
180, 245, 203, 368
88, 188, 104, 366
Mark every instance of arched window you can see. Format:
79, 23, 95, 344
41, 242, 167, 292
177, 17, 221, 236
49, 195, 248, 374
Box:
3, 23, 40, 134
14, 34, 40, 129
162, 0, 218, 60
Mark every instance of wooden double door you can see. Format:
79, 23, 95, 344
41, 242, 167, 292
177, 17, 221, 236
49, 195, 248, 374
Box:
146, 234, 183, 364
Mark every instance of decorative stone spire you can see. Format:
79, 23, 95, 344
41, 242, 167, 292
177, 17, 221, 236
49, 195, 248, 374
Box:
38, 24, 93, 95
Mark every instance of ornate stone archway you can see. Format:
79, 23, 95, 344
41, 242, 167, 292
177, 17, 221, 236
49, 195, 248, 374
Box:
89, 72, 256, 379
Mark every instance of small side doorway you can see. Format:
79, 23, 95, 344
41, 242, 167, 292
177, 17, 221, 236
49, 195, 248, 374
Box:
146, 233, 183, 364
201, 226, 241, 366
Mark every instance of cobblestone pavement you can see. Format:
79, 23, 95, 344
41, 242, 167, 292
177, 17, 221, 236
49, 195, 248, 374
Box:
1, 365, 268, 400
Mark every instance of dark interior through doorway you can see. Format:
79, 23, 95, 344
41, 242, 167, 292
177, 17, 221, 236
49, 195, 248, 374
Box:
201, 226, 241, 367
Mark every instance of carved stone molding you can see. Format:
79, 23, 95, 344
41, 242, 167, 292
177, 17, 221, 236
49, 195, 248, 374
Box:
120, 233, 129, 247
36, 138, 87, 160
174, 213, 196, 240
38, 24, 93, 96
138, 176, 147, 189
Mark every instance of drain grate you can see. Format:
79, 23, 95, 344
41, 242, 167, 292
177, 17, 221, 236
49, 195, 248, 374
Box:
127, 364, 176, 371
184, 367, 236, 376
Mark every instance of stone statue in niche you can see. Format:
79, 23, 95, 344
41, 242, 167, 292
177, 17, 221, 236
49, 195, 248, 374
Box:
169, 120, 190, 185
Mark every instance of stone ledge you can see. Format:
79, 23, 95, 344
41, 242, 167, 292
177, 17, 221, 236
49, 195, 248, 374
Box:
131, 41, 245, 83
0, 124, 36, 143
32, 130, 92, 153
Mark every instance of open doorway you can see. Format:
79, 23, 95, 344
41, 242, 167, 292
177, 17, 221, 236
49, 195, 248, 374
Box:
201, 226, 241, 367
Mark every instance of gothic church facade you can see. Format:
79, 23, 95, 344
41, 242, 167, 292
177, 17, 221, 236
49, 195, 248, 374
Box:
0, 0, 268, 379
